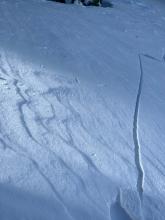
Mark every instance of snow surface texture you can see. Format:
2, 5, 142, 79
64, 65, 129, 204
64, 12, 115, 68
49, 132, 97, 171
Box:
0, 0, 165, 219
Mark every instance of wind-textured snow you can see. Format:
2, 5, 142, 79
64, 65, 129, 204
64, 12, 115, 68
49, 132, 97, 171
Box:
0, 0, 165, 219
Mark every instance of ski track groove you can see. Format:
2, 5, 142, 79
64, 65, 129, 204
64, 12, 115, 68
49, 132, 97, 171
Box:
29, 158, 75, 220
0, 133, 75, 220
133, 54, 144, 201
13, 79, 42, 145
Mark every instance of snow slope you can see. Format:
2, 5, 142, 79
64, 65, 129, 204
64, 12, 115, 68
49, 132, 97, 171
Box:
0, 0, 165, 219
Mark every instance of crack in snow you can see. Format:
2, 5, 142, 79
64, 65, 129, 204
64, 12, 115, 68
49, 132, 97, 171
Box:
133, 54, 144, 201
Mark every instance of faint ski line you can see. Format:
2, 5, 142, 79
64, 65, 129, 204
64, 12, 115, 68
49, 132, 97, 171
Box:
142, 53, 165, 63
133, 54, 144, 201
0, 138, 75, 220
143, 54, 161, 62
163, 53, 165, 62
14, 79, 42, 145
29, 159, 75, 220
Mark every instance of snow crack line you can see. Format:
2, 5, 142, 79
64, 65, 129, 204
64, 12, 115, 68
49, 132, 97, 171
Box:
133, 54, 144, 201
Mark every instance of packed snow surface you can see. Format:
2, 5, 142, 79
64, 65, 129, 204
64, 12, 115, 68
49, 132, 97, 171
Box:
0, 0, 165, 219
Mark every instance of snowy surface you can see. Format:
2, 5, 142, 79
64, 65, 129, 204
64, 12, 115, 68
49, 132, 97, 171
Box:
0, 0, 165, 219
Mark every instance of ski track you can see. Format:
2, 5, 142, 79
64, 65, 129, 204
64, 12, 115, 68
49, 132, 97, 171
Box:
1, 138, 75, 220
133, 54, 144, 202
